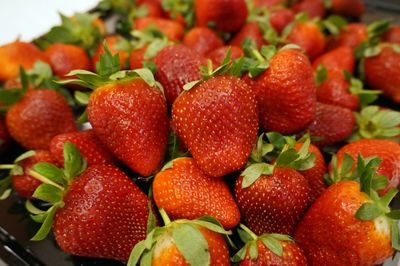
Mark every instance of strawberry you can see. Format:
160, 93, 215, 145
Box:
129, 47, 147, 70
92, 35, 131, 70
312, 46, 355, 74
382, 26, 400, 44
161, 0, 194, 26
5, 89, 76, 150
253, 0, 286, 7
183, 27, 224, 56
62, 43, 169, 177
172, 72, 258, 178
295, 157, 399, 265
252, 47, 316, 134
0, 150, 57, 199
291, 0, 326, 19
26, 143, 151, 261
0, 41, 47, 81
195, 0, 248, 32
207, 46, 244, 66
307, 102, 355, 147
232, 224, 308, 265
364, 44, 400, 103
133, 17, 184, 41
334, 139, 400, 195
0, 118, 10, 154
269, 7, 295, 34
129, 210, 231, 266
328, 23, 367, 50
45, 43, 91, 79
286, 21, 326, 60
230, 22, 265, 48
137, 1, 163, 18
154, 44, 205, 107
153, 157, 241, 229
50, 129, 114, 166
330, 0, 365, 17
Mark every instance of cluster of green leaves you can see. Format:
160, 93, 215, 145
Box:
320, 15, 347, 36
241, 132, 316, 188
162, 0, 195, 28
246, 2, 280, 45
26, 142, 87, 241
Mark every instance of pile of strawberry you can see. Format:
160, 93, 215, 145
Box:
0, 0, 400, 265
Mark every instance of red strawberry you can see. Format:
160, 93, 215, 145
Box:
312, 46, 355, 74
129, 46, 147, 70
328, 23, 367, 50
230, 22, 265, 48
134, 17, 184, 41
154, 44, 205, 107
137, 1, 163, 17
382, 26, 400, 44
253, 0, 286, 7
172, 75, 258, 178
307, 102, 355, 147
153, 157, 241, 229
92, 35, 131, 70
331, 0, 365, 17
195, 0, 248, 32
0, 118, 10, 153
291, 0, 326, 19
207, 46, 244, 66
0, 41, 48, 81
364, 44, 400, 103
335, 139, 400, 195
45, 43, 91, 79
50, 129, 114, 166
287, 21, 326, 60
6, 89, 76, 150
253, 48, 316, 134
183, 27, 224, 56
269, 7, 295, 34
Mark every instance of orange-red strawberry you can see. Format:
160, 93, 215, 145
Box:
183, 27, 224, 56
129, 46, 147, 70
328, 23, 367, 50
291, 0, 326, 19
173, 75, 258, 178
307, 102, 355, 147
269, 7, 295, 34
6, 89, 76, 150
153, 157, 241, 229
230, 22, 265, 48
154, 44, 205, 107
335, 139, 400, 195
364, 44, 400, 103
253, 48, 316, 134
382, 26, 400, 44
50, 129, 114, 166
331, 0, 365, 17
45, 43, 91, 79
207, 45, 244, 65
286, 21, 326, 60
134, 17, 184, 41
253, 0, 286, 7
0, 41, 48, 81
92, 35, 131, 70
312, 46, 355, 74
137, 1, 163, 18
195, 0, 248, 32
0, 118, 10, 154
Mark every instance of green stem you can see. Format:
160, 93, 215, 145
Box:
240, 224, 258, 240
159, 208, 171, 226
0, 164, 15, 170
251, 49, 266, 63
28, 170, 64, 191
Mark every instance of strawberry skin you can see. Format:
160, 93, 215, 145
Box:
331, 0, 365, 17
6, 89, 77, 150
87, 79, 168, 176
183, 27, 224, 56
230, 22, 265, 48
382, 26, 400, 44
235, 167, 311, 235
92, 35, 130, 70
50, 130, 114, 166
254, 49, 316, 134
129, 47, 147, 70
207, 45, 244, 66
335, 139, 400, 195
53, 164, 150, 261
195, 0, 248, 32
364, 45, 400, 103
154, 45, 205, 107
312, 46, 355, 74
0, 118, 10, 153
134, 17, 184, 41
172, 75, 258, 178
153, 157, 241, 229
12, 150, 57, 198
328, 23, 367, 50
291, 0, 326, 19
269, 7, 295, 34
253, 0, 286, 7
294, 181, 393, 266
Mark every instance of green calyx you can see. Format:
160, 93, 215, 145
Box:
0, 150, 37, 200
320, 15, 348, 36
0, 67, 29, 110
241, 133, 316, 188
349, 105, 400, 143
128, 208, 231, 266
315, 64, 328, 86
343, 71, 381, 106
246, 3, 280, 45
26, 142, 87, 241
162, 0, 195, 28
231, 223, 293, 262
131, 27, 171, 59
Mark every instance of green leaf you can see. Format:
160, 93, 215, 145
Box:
355, 202, 383, 221
237, 228, 253, 243
31, 205, 58, 241
140, 245, 155, 266
127, 240, 146, 266
340, 153, 355, 177
276, 149, 299, 167
14, 150, 36, 163
391, 220, 400, 251
191, 219, 231, 235
0, 89, 24, 106
364, 46, 382, 58
77, 109, 89, 125
231, 246, 248, 263
33, 162, 65, 186
63, 142, 87, 182
172, 224, 210, 266
387, 210, 400, 220
315, 64, 327, 86
25, 200, 45, 215
367, 19, 391, 39
0, 176, 12, 200
267, 233, 293, 242
74, 91, 91, 106
32, 184, 63, 204
146, 202, 157, 235
130, 68, 157, 87
372, 175, 388, 191
266, 132, 286, 150
249, 241, 259, 260
260, 235, 283, 257
183, 80, 202, 91
96, 41, 121, 76
241, 163, 275, 189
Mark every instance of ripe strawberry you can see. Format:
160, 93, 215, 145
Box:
232, 224, 308, 265
45, 43, 91, 79
0, 41, 47, 81
312, 46, 355, 74
364, 44, 400, 103
129, 46, 147, 70
286, 21, 326, 60
153, 157, 241, 229
154, 44, 205, 107
27, 143, 151, 261
269, 7, 295, 34
328, 23, 367, 50
50, 130, 114, 166
183, 27, 224, 56
5, 89, 76, 150
137, 1, 163, 18
0, 118, 10, 154
134, 17, 184, 41
253, 0, 286, 7
253, 48, 316, 134
335, 139, 400, 195
207, 46, 244, 66
331, 0, 365, 17
230, 22, 264, 48
195, 0, 248, 32
382, 26, 400, 44
291, 0, 326, 19
92, 35, 131, 70
173, 75, 258, 178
